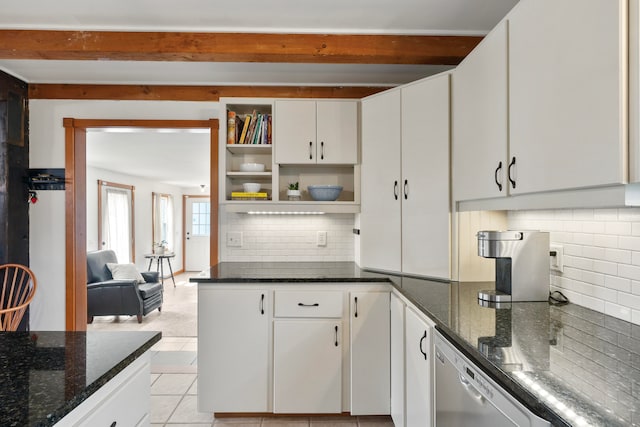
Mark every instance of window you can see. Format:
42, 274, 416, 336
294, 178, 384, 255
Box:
191, 201, 211, 236
153, 193, 174, 250
98, 180, 135, 263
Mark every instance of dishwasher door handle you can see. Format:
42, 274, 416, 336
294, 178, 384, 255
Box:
459, 373, 485, 405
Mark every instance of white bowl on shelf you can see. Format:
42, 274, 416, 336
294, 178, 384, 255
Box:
242, 183, 261, 193
239, 163, 265, 172
308, 185, 343, 201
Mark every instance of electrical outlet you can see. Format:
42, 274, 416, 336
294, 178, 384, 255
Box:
317, 231, 327, 247
226, 231, 243, 247
550, 244, 564, 273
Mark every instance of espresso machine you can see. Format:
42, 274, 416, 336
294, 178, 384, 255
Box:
477, 230, 550, 303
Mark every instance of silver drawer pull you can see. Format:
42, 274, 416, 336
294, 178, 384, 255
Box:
298, 302, 319, 307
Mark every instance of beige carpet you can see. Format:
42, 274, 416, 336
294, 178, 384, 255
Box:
87, 272, 198, 337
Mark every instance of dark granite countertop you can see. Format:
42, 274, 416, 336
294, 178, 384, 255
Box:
194, 262, 640, 427
0, 330, 161, 426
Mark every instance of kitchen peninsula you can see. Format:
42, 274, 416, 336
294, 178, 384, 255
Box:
0, 330, 160, 426
194, 262, 639, 427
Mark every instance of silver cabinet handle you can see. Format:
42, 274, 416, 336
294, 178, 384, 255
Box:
419, 330, 427, 360
320, 141, 324, 160
404, 179, 409, 200
309, 141, 313, 160
334, 325, 339, 347
394, 181, 398, 200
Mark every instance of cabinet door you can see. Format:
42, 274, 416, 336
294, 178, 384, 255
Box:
198, 289, 269, 412
274, 100, 317, 164
360, 90, 402, 272
452, 21, 508, 201
316, 101, 358, 164
401, 74, 451, 279
390, 293, 406, 427
350, 291, 390, 415
273, 320, 342, 413
508, 0, 626, 194
405, 307, 433, 427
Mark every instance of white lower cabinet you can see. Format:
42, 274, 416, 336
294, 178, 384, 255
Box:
405, 306, 434, 427
58, 352, 151, 427
198, 288, 270, 412
350, 291, 391, 415
390, 293, 406, 427
198, 284, 392, 416
273, 319, 343, 413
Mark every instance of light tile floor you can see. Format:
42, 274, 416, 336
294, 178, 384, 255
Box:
149, 339, 393, 427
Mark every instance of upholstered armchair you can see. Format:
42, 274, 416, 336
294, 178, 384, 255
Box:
86, 249, 163, 323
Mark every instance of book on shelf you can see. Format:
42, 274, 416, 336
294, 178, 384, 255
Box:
231, 191, 269, 200
234, 115, 245, 144
267, 114, 272, 144
244, 110, 258, 144
226, 111, 236, 145
238, 114, 251, 144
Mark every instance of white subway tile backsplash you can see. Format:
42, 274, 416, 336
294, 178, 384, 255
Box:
604, 248, 632, 264
605, 276, 632, 293
605, 222, 632, 236
220, 209, 355, 262
509, 207, 640, 326
618, 264, 640, 281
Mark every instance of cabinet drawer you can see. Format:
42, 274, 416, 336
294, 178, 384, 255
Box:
274, 290, 343, 318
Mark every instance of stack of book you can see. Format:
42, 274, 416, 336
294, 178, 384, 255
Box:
231, 191, 269, 200
227, 110, 272, 145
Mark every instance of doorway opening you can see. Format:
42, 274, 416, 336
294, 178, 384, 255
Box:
64, 118, 219, 331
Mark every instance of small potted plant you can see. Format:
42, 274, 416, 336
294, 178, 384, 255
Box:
287, 182, 301, 201
154, 240, 168, 255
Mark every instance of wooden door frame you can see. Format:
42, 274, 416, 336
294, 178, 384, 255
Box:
64, 118, 219, 331
182, 194, 211, 271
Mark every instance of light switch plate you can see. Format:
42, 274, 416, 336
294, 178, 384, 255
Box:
227, 231, 243, 247
550, 244, 564, 273
317, 231, 327, 247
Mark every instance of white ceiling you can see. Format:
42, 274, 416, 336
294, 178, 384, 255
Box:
5, 0, 518, 187
86, 129, 210, 189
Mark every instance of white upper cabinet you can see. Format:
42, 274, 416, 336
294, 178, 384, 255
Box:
400, 75, 451, 279
360, 89, 402, 272
508, 0, 627, 194
275, 100, 358, 165
360, 74, 451, 279
452, 21, 508, 202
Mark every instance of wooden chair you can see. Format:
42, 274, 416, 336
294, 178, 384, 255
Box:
0, 264, 37, 331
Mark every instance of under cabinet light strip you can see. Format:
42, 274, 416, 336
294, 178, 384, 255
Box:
246, 211, 325, 215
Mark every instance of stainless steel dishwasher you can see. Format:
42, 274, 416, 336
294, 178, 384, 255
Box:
434, 331, 550, 427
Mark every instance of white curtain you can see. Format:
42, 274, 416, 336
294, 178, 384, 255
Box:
102, 187, 132, 262
153, 193, 174, 251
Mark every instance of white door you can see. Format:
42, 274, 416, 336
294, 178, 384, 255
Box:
360, 89, 402, 272
350, 291, 390, 415
508, 0, 626, 194
198, 289, 269, 412
401, 74, 451, 279
273, 319, 342, 413
390, 293, 406, 427
452, 21, 509, 201
316, 100, 358, 164
185, 197, 210, 271
405, 307, 433, 427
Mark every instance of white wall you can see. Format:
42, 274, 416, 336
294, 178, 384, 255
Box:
509, 208, 640, 326
86, 166, 185, 273
29, 99, 218, 330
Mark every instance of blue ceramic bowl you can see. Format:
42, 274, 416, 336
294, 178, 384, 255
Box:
308, 185, 343, 201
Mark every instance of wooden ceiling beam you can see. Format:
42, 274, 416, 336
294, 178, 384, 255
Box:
28, 84, 390, 100
1, 30, 481, 65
